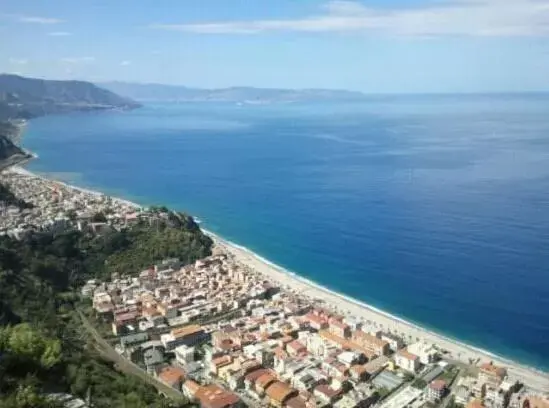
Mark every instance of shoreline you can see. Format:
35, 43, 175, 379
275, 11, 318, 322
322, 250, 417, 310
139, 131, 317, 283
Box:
6, 165, 549, 392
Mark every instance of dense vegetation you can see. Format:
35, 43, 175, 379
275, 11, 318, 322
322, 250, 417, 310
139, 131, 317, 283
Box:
0, 191, 213, 407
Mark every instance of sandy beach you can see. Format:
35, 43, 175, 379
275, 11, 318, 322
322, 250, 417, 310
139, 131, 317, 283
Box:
6, 166, 549, 393
208, 232, 549, 393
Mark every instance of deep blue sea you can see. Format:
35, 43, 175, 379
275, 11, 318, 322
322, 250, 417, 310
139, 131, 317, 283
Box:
21, 95, 549, 370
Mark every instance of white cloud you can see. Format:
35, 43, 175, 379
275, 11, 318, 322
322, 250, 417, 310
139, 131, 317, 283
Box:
150, 0, 549, 37
61, 56, 95, 64
19, 16, 64, 24
120, 60, 131, 66
48, 31, 71, 36
8, 58, 28, 65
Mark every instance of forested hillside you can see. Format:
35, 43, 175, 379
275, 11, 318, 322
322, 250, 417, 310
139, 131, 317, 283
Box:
0, 184, 212, 407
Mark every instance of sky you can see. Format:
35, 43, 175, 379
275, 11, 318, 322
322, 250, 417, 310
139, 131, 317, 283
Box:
1, 0, 549, 93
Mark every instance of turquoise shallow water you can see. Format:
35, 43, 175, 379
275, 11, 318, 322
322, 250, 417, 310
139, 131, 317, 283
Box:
21, 96, 549, 370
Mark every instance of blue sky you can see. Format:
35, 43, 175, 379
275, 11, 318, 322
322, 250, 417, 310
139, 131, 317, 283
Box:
2, 0, 549, 93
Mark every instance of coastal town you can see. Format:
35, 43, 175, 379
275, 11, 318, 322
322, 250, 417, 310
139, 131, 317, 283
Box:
1, 168, 549, 408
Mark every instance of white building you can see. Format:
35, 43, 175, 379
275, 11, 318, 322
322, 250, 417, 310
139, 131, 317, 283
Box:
408, 342, 438, 365
395, 349, 420, 373
175, 344, 195, 365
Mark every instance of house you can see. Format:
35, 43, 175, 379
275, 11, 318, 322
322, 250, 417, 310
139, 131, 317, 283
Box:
287, 340, 307, 357
111, 311, 139, 335
160, 324, 208, 350
210, 355, 233, 376
244, 368, 271, 391
350, 364, 369, 382
304, 312, 329, 331
330, 320, 351, 339
395, 348, 420, 373
314, 384, 342, 405
194, 384, 242, 408
157, 366, 185, 390
256, 372, 278, 395
265, 381, 298, 408
381, 332, 403, 351
428, 380, 447, 402
362, 356, 389, 378
478, 362, 507, 387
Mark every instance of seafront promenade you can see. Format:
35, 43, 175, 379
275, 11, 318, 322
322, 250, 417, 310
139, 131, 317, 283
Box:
1, 167, 549, 408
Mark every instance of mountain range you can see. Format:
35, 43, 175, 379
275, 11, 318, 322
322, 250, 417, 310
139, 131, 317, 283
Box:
0, 74, 140, 169
99, 81, 369, 103
0, 74, 140, 121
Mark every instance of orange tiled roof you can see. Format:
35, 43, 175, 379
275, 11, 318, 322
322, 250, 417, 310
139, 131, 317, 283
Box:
183, 379, 201, 396
195, 384, 240, 408
158, 366, 185, 386
256, 372, 277, 389
171, 324, 203, 339
479, 362, 507, 378
265, 381, 296, 403
467, 399, 485, 408
397, 348, 419, 361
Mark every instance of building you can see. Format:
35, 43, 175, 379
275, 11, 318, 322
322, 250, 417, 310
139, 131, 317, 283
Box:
362, 355, 389, 378
427, 380, 447, 402
194, 384, 242, 408
265, 381, 298, 408
183, 379, 201, 399
157, 366, 185, 390
174, 344, 195, 365
395, 349, 420, 373
160, 324, 208, 350
304, 312, 329, 331
287, 340, 307, 357
455, 385, 471, 405
467, 399, 485, 408
408, 342, 438, 365
478, 363, 507, 387
330, 320, 351, 339
381, 332, 403, 351
120, 332, 149, 348
372, 371, 404, 391
314, 384, 342, 405
352, 330, 390, 356
143, 347, 165, 374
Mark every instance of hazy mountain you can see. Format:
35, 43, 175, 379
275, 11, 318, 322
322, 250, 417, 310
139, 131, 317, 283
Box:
0, 74, 140, 120
0, 74, 140, 170
99, 81, 368, 103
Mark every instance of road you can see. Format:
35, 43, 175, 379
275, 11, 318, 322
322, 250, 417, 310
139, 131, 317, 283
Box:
77, 310, 187, 402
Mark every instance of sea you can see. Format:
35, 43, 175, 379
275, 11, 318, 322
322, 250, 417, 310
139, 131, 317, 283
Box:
20, 95, 549, 370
